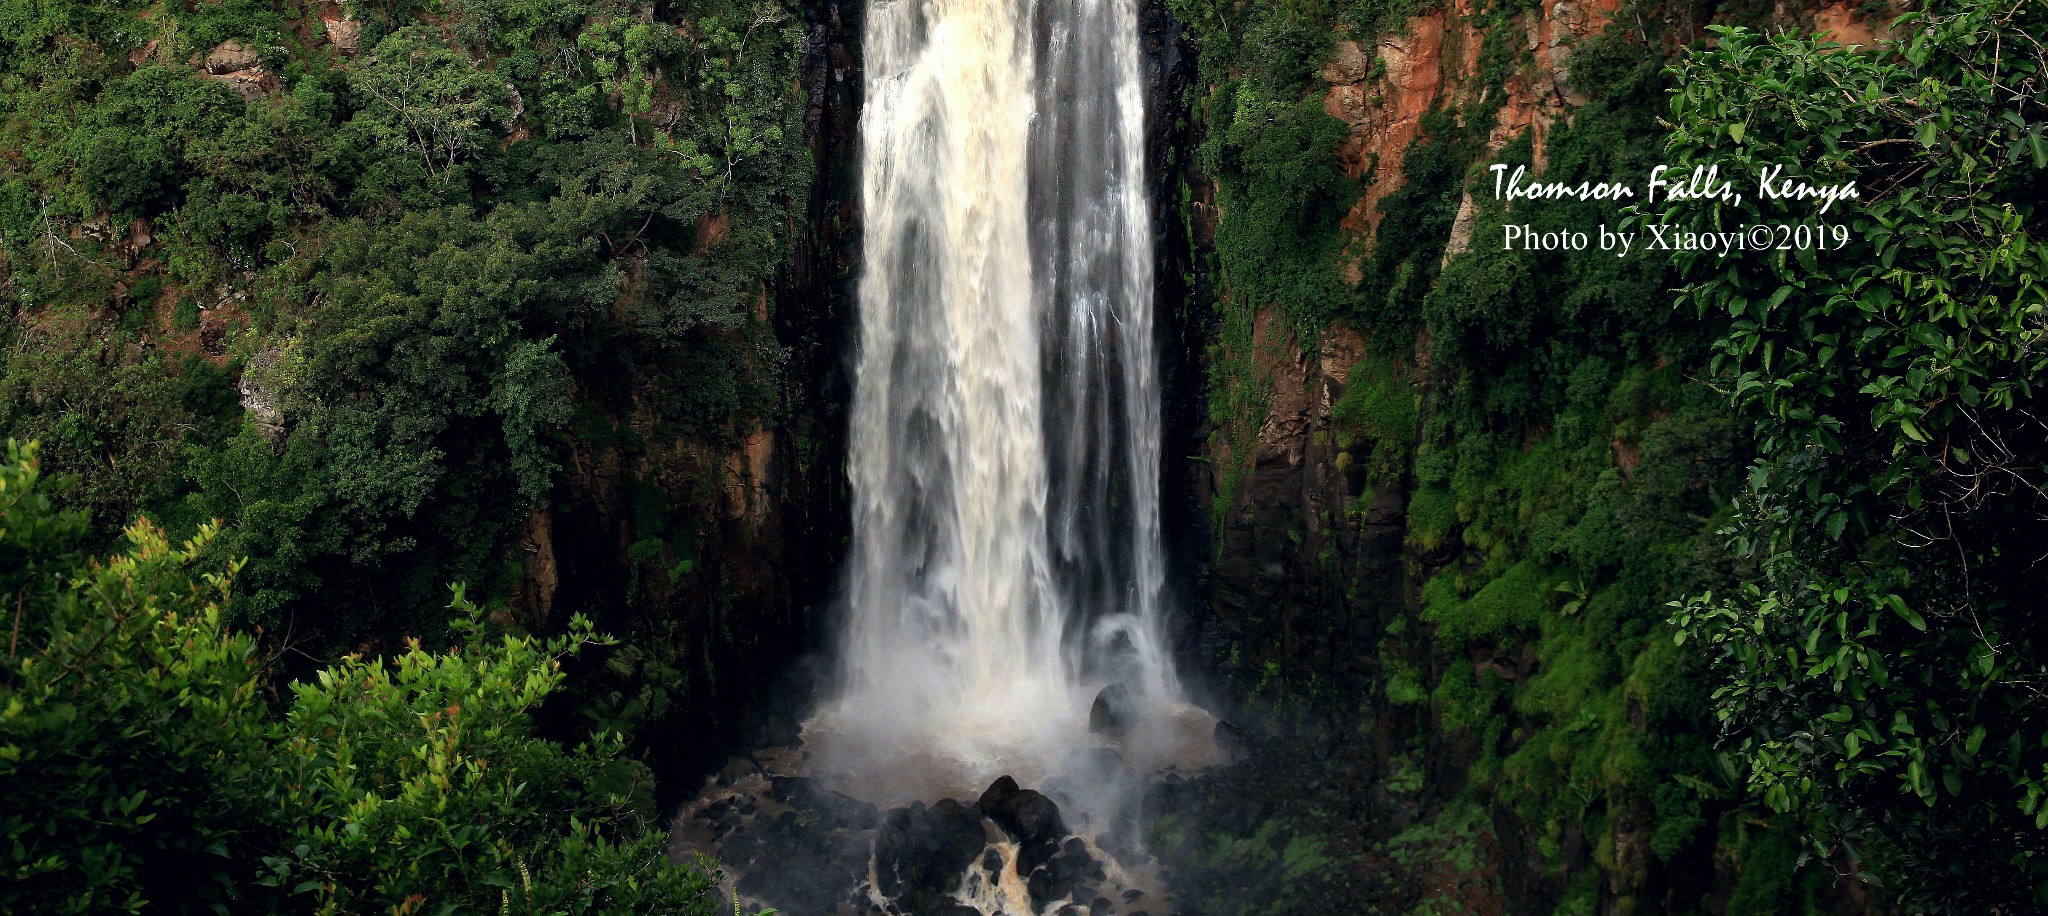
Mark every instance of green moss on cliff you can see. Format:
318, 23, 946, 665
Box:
1175, 0, 1819, 909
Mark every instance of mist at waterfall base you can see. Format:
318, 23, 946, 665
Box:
798, 0, 1217, 817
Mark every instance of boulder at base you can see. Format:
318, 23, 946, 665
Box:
874, 798, 988, 902
1089, 683, 1136, 736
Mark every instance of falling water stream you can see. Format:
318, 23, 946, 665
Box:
673, 2, 1223, 910
802, 0, 1207, 806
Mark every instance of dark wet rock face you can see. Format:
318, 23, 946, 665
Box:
875, 799, 989, 901
703, 767, 878, 913
678, 756, 1164, 914
980, 777, 1067, 843
1089, 684, 1137, 736
975, 779, 1119, 914
770, 775, 880, 831
1028, 837, 1107, 911
726, 811, 868, 913
1214, 719, 1254, 761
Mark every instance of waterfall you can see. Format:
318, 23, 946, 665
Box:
807, 0, 1186, 803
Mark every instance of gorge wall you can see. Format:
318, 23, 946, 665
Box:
1154, 0, 1898, 913
544, 0, 868, 783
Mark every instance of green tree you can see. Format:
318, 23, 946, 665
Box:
1, 441, 721, 914
67, 66, 247, 218
254, 591, 714, 914
2, 441, 275, 911
346, 27, 512, 188
1665, 1, 2048, 908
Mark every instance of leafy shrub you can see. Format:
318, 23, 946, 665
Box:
0, 442, 720, 914
1423, 558, 1548, 645
1666, 3, 2048, 906
344, 27, 514, 190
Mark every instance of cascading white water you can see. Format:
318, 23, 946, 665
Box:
805, 0, 1194, 804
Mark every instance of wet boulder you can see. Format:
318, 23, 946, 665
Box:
716, 755, 763, 786
894, 888, 970, 915
978, 776, 1066, 843
1215, 719, 1254, 760
1143, 773, 1199, 821
979, 776, 1067, 873
1027, 837, 1103, 912
874, 799, 987, 901
726, 811, 868, 915
1089, 683, 1136, 736
769, 775, 880, 831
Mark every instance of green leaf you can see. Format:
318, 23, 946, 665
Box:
1898, 416, 1929, 443
1884, 594, 1927, 632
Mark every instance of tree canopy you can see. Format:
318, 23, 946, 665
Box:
1666, 1, 2048, 907
1, 440, 721, 914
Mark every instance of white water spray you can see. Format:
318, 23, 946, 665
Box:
806, 0, 1192, 804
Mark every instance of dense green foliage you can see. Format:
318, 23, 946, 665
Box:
0, 0, 814, 906
1171, 0, 2048, 909
5, 0, 2039, 909
1162, 0, 1937, 910
0, 0, 816, 795
0, 0, 808, 651
1170, 0, 1369, 528
1382, 32, 1764, 913
1, 442, 718, 914
1665, 2, 2048, 908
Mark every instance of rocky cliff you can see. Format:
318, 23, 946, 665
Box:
1163, 0, 1898, 911
541, 0, 867, 784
